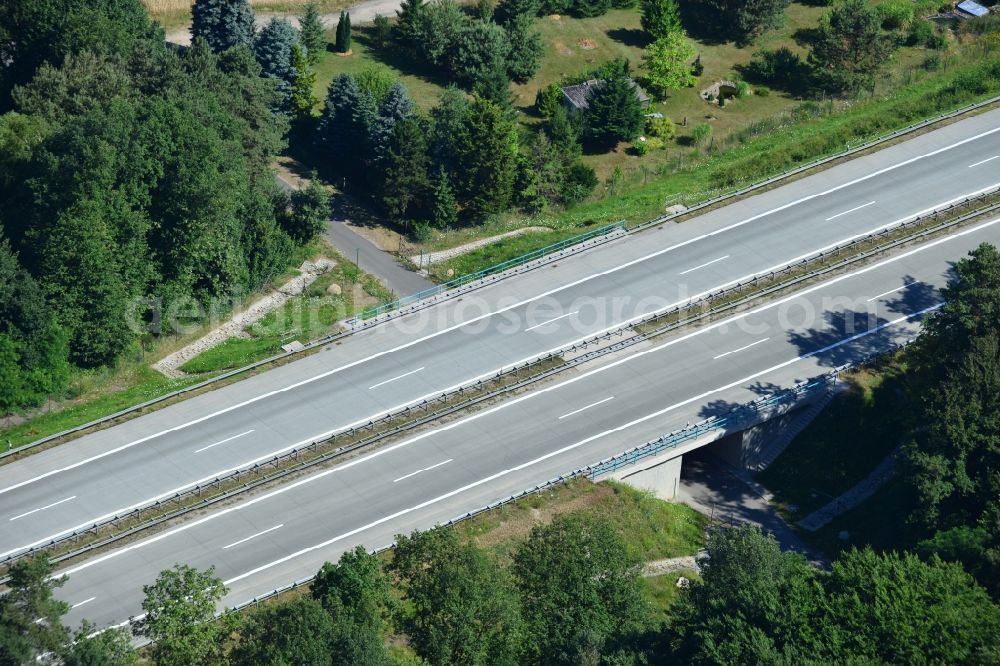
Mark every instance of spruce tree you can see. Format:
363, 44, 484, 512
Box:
371, 82, 416, 163
583, 67, 644, 146
299, 0, 325, 65
431, 167, 459, 228
380, 118, 431, 220
452, 96, 520, 215
395, 0, 427, 48
504, 12, 544, 83
316, 74, 377, 167
254, 17, 300, 110
191, 0, 256, 53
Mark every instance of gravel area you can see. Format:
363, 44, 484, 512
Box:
153, 258, 336, 378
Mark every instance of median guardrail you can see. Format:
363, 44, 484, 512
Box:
6, 94, 997, 461
224, 349, 896, 620
10, 187, 997, 573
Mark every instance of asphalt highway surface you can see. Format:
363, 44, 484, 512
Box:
51, 214, 1000, 630
1, 109, 998, 563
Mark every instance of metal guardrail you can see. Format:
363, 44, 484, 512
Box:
587, 375, 838, 478
5, 94, 997, 461
225, 349, 899, 618
8, 188, 997, 570
353, 221, 627, 321
629, 94, 1000, 233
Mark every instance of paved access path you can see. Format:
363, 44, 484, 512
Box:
324, 219, 434, 298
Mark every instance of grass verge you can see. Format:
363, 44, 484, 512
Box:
454, 478, 707, 562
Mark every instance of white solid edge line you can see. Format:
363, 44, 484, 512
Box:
368, 367, 426, 390
9, 496, 77, 522
70, 597, 96, 610
194, 430, 255, 454
222, 524, 284, 550
866, 282, 915, 302
219, 305, 942, 588
55, 214, 1000, 579
714, 337, 770, 360
4, 121, 999, 498
525, 310, 579, 332
679, 255, 730, 275
558, 396, 615, 420
825, 201, 876, 221
969, 155, 999, 168
10, 185, 1000, 560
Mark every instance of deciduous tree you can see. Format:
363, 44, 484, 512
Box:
513, 514, 648, 664
641, 0, 682, 41
0, 557, 69, 665
230, 598, 334, 666
808, 0, 895, 93
392, 528, 524, 665
312, 546, 394, 665
135, 565, 233, 666
643, 30, 696, 97
63, 623, 138, 666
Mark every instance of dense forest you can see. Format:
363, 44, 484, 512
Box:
0, 0, 327, 412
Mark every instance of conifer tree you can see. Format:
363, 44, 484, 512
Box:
299, 0, 325, 64
254, 17, 300, 110
191, 0, 256, 53
431, 167, 459, 228
290, 43, 318, 118
335, 11, 348, 53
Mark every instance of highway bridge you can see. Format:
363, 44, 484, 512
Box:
0, 107, 998, 629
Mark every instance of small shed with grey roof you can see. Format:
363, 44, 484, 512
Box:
561, 78, 650, 113
956, 0, 989, 17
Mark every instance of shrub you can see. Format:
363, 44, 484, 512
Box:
736, 80, 751, 97
907, 19, 934, 47
877, 0, 913, 30
632, 139, 649, 155
691, 54, 704, 77
692, 122, 712, 146
921, 53, 943, 71
561, 162, 598, 202
747, 47, 806, 87
927, 30, 948, 50
645, 136, 665, 150
646, 115, 676, 139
